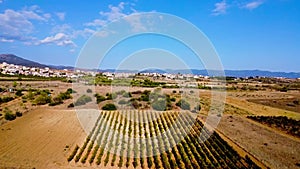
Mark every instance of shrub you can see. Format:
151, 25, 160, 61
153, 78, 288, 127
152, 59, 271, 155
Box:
194, 103, 201, 111
116, 90, 126, 95
122, 92, 132, 98
68, 103, 74, 108
4, 109, 16, 121
279, 86, 288, 92
118, 99, 127, 105
152, 99, 166, 111
67, 88, 76, 94
176, 99, 191, 110
140, 93, 150, 101
106, 93, 117, 100
13, 81, 17, 88
0, 96, 14, 104
102, 103, 117, 110
130, 100, 140, 109
16, 111, 22, 117
74, 95, 92, 106
57, 92, 72, 100
49, 91, 72, 106
95, 94, 106, 103
34, 92, 52, 105
15, 89, 23, 97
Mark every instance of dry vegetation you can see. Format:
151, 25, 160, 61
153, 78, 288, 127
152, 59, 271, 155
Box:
0, 77, 299, 169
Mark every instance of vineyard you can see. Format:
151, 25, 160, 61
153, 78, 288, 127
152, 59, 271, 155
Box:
68, 110, 260, 169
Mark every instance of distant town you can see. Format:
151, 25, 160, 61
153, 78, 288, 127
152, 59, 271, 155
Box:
0, 61, 211, 81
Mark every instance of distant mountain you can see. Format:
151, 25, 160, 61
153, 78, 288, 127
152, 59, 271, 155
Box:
139, 69, 167, 74
223, 70, 300, 79
49, 65, 75, 70
1, 54, 299, 78
0, 54, 74, 70
0, 54, 48, 68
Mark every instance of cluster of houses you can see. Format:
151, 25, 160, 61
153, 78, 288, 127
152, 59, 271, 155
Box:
0, 62, 77, 78
103, 71, 210, 81
0, 61, 212, 82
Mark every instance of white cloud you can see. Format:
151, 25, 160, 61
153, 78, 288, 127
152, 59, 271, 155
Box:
55, 12, 65, 21
39, 33, 76, 47
21, 10, 47, 21
0, 6, 50, 42
84, 19, 107, 27
125, 14, 146, 32
43, 13, 51, 20
73, 28, 96, 38
85, 2, 129, 28
100, 3, 127, 21
89, 2, 140, 26
243, 1, 264, 10
51, 24, 72, 34
69, 48, 76, 53
0, 38, 13, 42
84, 2, 146, 35
212, 0, 228, 16
0, 9, 34, 42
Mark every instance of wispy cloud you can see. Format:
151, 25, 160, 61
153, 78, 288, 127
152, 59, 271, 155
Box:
124, 14, 147, 32
38, 33, 76, 47
84, 19, 107, 27
85, 2, 131, 28
212, 0, 228, 16
243, 0, 264, 10
0, 5, 50, 42
55, 12, 65, 21
84, 2, 145, 35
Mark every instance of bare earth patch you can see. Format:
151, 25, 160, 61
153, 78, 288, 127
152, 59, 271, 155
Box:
0, 108, 86, 169
217, 115, 300, 169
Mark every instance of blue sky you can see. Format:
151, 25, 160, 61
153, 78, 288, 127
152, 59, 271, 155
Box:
0, 0, 299, 72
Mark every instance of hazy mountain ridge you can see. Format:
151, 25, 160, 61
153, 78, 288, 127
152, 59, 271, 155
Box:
1, 54, 300, 78
0, 54, 48, 68
0, 54, 74, 70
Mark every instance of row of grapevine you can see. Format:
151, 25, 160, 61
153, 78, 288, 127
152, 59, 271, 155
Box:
68, 110, 261, 169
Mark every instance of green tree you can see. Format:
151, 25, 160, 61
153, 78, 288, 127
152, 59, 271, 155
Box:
102, 103, 117, 110
176, 99, 191, 110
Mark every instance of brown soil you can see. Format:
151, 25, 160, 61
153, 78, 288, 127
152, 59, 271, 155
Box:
217, 115, 300, 169
0, 108, 86, 169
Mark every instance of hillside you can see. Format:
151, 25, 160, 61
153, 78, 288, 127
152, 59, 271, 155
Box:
0, 54, 74, 70
0, 54, 48, 68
